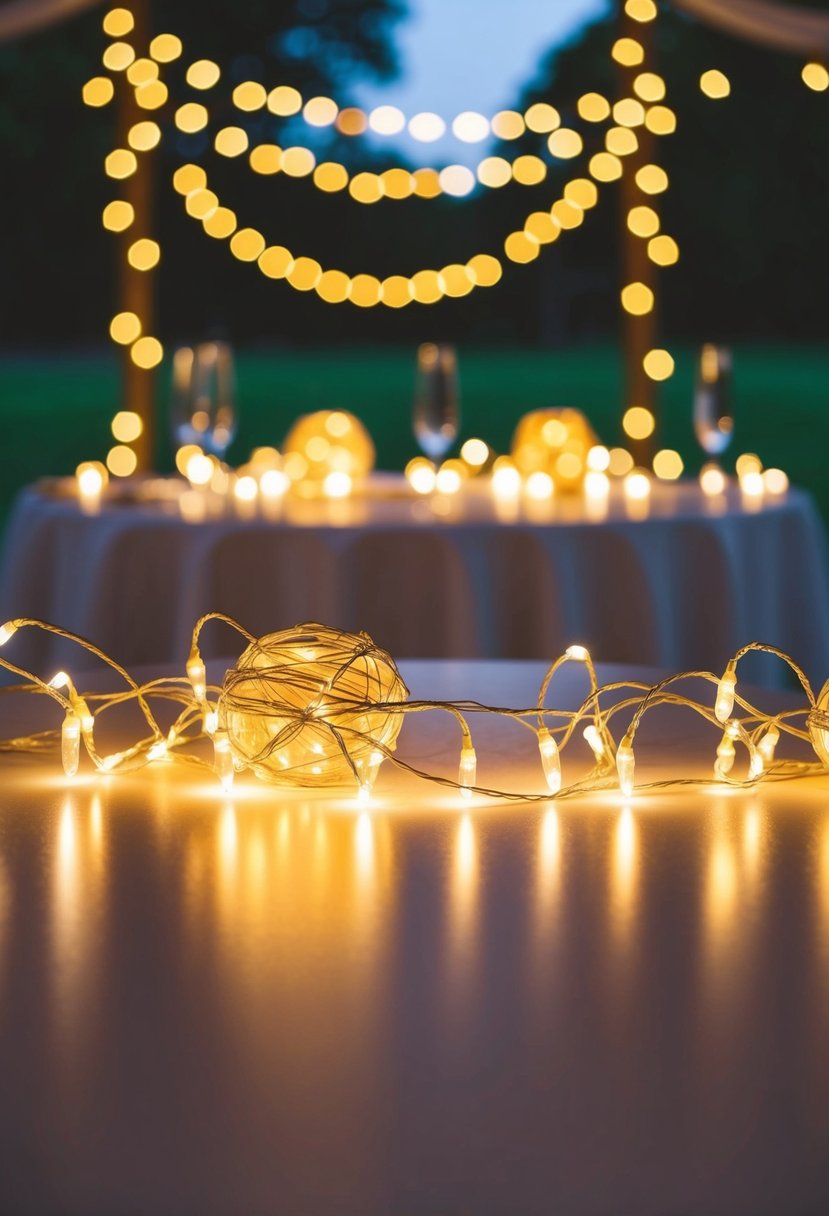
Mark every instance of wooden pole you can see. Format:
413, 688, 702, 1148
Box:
618, 0, 659, 465
116, 0, 155, 470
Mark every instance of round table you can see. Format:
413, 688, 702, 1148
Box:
0, 657, 827, 1215
1, 476, 828, 687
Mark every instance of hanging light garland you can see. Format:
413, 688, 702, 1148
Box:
0, 614, 826, 805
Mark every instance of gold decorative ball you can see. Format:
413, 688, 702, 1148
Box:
219, 623, 408, 788
511, 408, 598, 493
808, 681, 829, 768
282, 410, 375, 493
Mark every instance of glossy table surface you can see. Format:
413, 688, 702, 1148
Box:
1, 659, 829, 1215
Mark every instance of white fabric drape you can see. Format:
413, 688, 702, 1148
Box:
672, 0, 829, 55
0, 0, 102, 43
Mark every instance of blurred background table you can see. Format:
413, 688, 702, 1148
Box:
1, 476, 828, 685
1, 657, 828, 1216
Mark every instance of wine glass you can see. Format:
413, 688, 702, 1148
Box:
413, 343, 460, 460
170, 341, 238, 460
694, 344, 734, 458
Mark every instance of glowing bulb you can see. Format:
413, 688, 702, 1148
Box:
323, 471, 352, 498
525, 471, 554, 501
460, 438, 489, 468
491, 460, 521, 499
758, 723, 780, 765
583, 725, 605, 763
617, 735, 635, 797
624, 469, 651, 501
715, 729, 736, 778
740, 470, 764, 498
369, 105, 405, 135
763, 468, 789, 495
49, 670, 71, 690
566, 645, 589, 662
408, 111, 445, 141
458, 745, 477, 799
435, 463, 463, 495
803, 62, 829, 92
147, 740, 167, 762
452, 111, 489, 142
715, 664, 737, 723
406, 457, 436, 495
700, 463, 727, 496
213, 731, 234, 790
623, 405, 655, 439
537, 728, 561, 794
439, 165, 475, 197
187, 652, 207, 702
61, 711, 81, 777
653, 449, 684, 480
0, 621, 19, 646
204, 708, 219, 736
260, 469, 289, 498
700, 70, 730, 99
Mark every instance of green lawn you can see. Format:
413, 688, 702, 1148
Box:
1, 343, 827, 523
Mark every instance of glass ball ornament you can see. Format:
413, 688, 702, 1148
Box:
282, 410, 375, 495
511, 408, 598, 493
808, 681, 829, 768
219, 623, 408, 788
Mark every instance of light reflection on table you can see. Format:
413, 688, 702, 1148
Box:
2, 662, 829, 1212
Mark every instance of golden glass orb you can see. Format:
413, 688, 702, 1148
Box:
220, 624, 408, 789
808, 682, 829, 768
283, 410, 375, 486
511, 409, 598, 493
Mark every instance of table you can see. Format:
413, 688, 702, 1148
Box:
1, 477, 828, 688
1, 658, 828, 1215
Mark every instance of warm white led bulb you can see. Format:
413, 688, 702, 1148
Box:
537, 727, 562, 793
566, 644, 590, 662
459, 745, 477, 799
715, 664, 737, 722
187, 652, 207, 702
213, 730, 234, 790
757, 723, 779, 765
714, 729, 736, 778
61, 711, 81, 777
616, 735, 635, 796
49, 670, 71, 691
356, 748, 384, 799
583, 724, 605, 762
0, 621, 19, 646
204, 707, 219, 736
147, 740, 167, 762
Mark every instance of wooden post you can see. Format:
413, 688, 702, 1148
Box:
116, 0, 155, 470
618, 0, 659, 464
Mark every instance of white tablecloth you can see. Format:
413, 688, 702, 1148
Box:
1, 476, 828, 687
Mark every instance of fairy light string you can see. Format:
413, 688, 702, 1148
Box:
0, 615, 827, 804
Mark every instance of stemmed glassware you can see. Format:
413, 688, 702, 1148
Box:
170, 341, 237, 461
413, 343, 460, 461
694, 343, 734, 460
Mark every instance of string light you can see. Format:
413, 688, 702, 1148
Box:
12, 614, 820, 803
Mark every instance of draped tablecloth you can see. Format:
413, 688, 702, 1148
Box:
1, 477, 828, 687
1, 657, 829, 1216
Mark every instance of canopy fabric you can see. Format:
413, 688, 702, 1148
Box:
0, 0, 101, 42
673, 0, 829, 55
